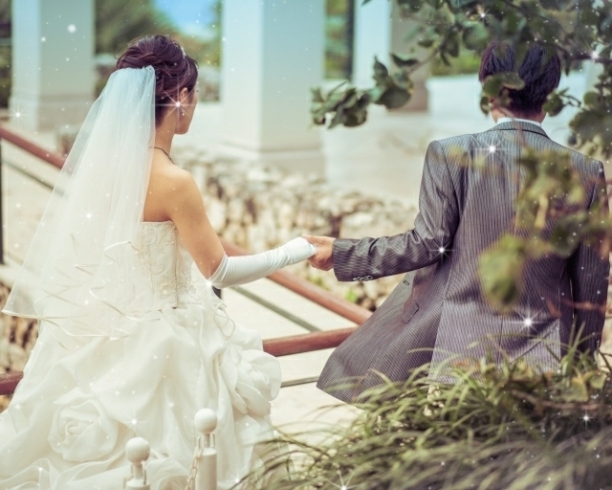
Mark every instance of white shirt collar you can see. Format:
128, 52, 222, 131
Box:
495, 117, 542, 128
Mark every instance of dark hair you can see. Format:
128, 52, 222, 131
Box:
478, 42, 561, 117
116, 35, 198, 126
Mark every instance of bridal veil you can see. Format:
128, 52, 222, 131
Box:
4, 66, 158, 339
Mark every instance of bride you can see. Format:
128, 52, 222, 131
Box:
0, 35, 314, 489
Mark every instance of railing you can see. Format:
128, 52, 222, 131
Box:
0, 125, 370, 396
124, 408, 218, 489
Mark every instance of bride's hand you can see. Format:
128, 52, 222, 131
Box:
282, 237, 317, 262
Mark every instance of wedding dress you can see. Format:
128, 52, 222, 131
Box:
0, 66, 313, 489
0, 221, 292, 489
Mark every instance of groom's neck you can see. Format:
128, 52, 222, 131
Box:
491, 108, 545, 124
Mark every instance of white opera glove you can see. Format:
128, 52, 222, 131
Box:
209, 237, 317, 289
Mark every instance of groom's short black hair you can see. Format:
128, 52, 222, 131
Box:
479, 42, 561, 117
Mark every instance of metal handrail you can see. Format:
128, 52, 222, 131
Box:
0, 125, 369, 396
0, 372, 22, 396
221, 239, 370, 326
0, 126, 65, 169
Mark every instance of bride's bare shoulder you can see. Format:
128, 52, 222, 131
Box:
145, 158, 202, 222
150, 158, 198, 195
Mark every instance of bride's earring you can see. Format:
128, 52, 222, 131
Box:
175, 99, 186, 117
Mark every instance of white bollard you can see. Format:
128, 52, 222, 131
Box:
124, 437, 150, 490
194, 409, 218, 490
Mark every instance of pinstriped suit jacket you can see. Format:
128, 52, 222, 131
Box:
317, 121, 610, 403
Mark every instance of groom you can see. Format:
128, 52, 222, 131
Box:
306, 41, 610, 403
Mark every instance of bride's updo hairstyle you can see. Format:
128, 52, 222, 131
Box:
115, 35, 198, 126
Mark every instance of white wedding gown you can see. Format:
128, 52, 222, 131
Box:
0, 221, 282, 490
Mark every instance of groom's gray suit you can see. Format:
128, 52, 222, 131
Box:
317, 120, 610, 402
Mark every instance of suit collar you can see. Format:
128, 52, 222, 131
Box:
487, 120, 549, 139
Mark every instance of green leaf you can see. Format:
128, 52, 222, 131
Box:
397, 0, 424, 12
344, 110, 368, 127
462, 22, 489, 51
434, 3, 455, 25
588, 372, 607, 390
480, 95, 491, 115
372, 57, 390, 85
538, 0, 562, 9
368, 86, 385, 103
377, 87, 411, 109
583, 91, 599, 108
482, 76, 504, 97
417, 37, 436, 48
549, 214, 587, 257
565, 376, 589, 402
439, 51, 451, 66
449, 0, 479, 7
391, 53, 420, 68
444, 32, 460, 58
543, 92, 565, 117
479, 234, 527, 312
482, 72, 525, 98
499, 72, 525, 90
310, 87, 324, 104
328, 110, 345, 129
345, 289, 359, 303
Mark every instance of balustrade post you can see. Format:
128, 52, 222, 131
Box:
124, 437, 151, 490
194, 408, 218, 490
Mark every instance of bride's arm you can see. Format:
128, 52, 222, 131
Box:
208, 237, 315, 288
165, 170, 315, 287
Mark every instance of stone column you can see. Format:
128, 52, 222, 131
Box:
352, 0, 429, 111
10, 0, 95, 131
220, 0, 325, 175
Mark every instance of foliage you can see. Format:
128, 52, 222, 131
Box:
95, 0, 177, 55
0, 0, 222, 106
311, 0, 612, 311
171, 0, 222, 68
247, 346, 612, 489
94, 0, 221, 98
326, 0, 354, 80
311, 0, 612, 159
312, 56, 415, 128
95, 0, 220, 65
0, 46, 9, 109
479, 145, 610, 310
431, 46, 481, 76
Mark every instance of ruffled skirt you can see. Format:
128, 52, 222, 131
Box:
0, 291, 281, 489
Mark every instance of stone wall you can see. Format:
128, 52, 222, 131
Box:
180, 149, 418, 310
0, 285, 39, 411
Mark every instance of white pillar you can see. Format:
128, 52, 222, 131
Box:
352, 0, 429, 111
220, 0, 325, 175
352, 0, 392, 89
11, 0, 95, 131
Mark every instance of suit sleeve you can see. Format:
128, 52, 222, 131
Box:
333, 140, 459, 282
568, 161, 610, 354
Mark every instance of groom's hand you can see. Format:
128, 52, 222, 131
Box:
303, 235, 335, 271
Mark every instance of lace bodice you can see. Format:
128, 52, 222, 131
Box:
138, 221, 193, 309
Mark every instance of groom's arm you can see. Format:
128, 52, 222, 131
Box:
567, 162, 610, 354
333, 140, 459, 282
